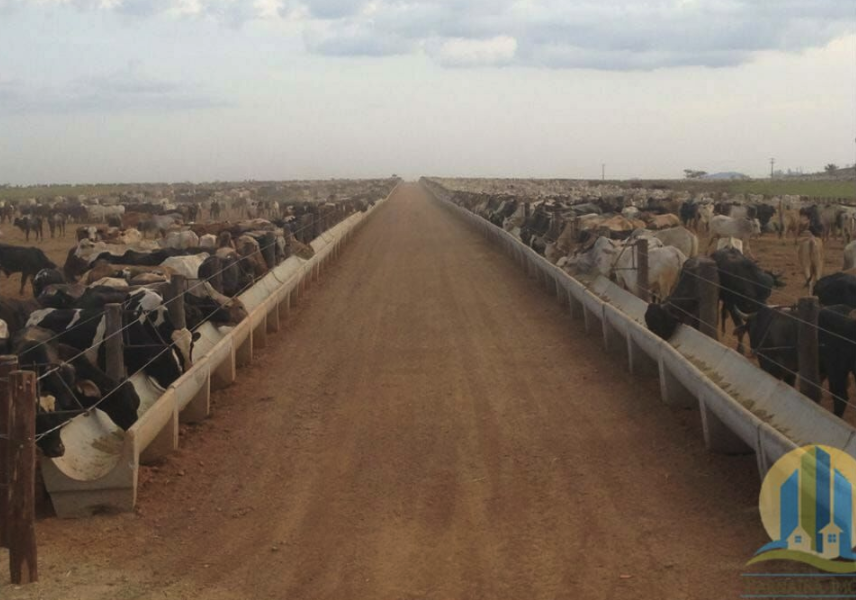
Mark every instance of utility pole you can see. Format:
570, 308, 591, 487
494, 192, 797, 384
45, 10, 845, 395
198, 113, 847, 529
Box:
601, 163, 605, 181
770, 157, 775, 179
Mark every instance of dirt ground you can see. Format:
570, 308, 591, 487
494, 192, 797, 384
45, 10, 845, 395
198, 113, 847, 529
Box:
1, 184, 768, 599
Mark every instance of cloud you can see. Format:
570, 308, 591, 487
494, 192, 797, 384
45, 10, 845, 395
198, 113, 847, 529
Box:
4, 0, 856, 69
303, 19, 414, 56
0, 64, 228, 115
300, 0, 856, 69
430, 35, 517, 67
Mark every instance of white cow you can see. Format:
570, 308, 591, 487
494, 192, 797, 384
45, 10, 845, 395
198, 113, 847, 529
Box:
567, 237, 686, 301
697, 204, 714, 233
633, 226, 698, 259
161, 230, 200, 250
707, 216, 761, 258
86, 204, 125, 222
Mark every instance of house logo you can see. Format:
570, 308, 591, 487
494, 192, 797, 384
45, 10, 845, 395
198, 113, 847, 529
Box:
749, 445, 856, 573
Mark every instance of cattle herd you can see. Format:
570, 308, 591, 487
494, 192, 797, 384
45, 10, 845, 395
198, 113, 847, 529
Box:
0, 179, 397, 457
423, 177, 856, 422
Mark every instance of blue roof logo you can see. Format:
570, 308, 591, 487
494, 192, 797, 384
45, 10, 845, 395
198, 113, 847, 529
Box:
751, 445, 856, 572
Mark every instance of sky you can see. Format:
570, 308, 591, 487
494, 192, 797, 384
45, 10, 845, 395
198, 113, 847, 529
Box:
0, 0, 854, 184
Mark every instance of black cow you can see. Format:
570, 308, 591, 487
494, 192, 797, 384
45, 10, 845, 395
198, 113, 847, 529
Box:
800, 205, 824, 237
0, 244, 57, 294
56, 343, 140, 430
715, 249, 784, 329
680, 202, 699, 228
645, 248, 783, 340
94, 248, 190, 267
815, 273, 856, 308
13, 216, 43, 241
199, 253, 253, 298
520, 207, 555, 254
13, 327, 80, 457
63, 245, 194, 282
13, 327, 141, 457
753, 204, 777, 232
36, 283, 87, 309
32, 268, 65, 298
26, 288, 193, 389
734, 305, 856, 417
0, 296, 40, 336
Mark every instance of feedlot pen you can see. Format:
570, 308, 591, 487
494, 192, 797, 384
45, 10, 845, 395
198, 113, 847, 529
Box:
5, 184, 767, 600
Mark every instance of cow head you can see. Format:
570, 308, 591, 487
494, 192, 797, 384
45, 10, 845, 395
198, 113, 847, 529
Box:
645, 303, 680, 340
32, 268, 65, 298
765, 270, 786, 289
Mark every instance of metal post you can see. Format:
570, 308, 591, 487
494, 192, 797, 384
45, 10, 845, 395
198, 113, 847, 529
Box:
105, 304, 125, 381
636, 238, 650, 303
166, 274, 187, 330
797, 297, 821, 402
0, 355, 18, 549
695, 258, 720, 341
8, 370, 37, 584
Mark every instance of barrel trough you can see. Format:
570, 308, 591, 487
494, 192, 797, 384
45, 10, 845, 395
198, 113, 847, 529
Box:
39, 190, 394, 518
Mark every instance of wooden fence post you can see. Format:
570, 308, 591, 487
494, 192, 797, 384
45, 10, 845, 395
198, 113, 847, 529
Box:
0, 354, 19, 549
207, 256, 223, 294
636, 238, 650, 303
695, 258, 720, 341
8, 370, 37, 585
166, 274, 187, 330
105, 304, 125, 381
797, 297, 821, 402
261, 237, 276, 270
312, 206, 322, 239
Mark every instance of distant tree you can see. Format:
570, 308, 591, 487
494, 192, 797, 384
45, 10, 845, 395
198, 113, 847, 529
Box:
683, 169, 708, 179
825, 163, 839, 173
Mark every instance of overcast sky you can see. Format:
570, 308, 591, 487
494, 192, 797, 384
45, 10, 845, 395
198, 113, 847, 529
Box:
0, 0, 854, 184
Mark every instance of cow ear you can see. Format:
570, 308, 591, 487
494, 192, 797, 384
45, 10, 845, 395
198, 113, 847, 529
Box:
76, 379, 102, 400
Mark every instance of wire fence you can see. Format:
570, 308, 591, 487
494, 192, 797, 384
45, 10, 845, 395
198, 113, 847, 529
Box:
466, 199, 856, 419
10, 204, 359, 443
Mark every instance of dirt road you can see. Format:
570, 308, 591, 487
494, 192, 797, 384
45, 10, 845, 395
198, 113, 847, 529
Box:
5, 184, 765, 599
